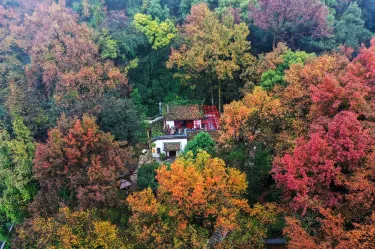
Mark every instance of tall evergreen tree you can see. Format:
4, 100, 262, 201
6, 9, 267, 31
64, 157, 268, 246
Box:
0, 116, 36, 239
335, 2, 372, 48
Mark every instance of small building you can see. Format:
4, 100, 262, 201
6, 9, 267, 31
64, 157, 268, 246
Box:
151, 104, 220, 158
151, 135, 188, 158
164, 104, 204, 132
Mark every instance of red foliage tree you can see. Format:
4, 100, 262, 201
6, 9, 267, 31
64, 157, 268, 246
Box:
249, 0, 331, 48
345, 37, 375, 119
273, 111, 370, 212
272, 39, 375, 247
32, 115, 130, 215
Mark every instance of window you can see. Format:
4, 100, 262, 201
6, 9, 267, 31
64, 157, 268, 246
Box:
157, 148, 161, 154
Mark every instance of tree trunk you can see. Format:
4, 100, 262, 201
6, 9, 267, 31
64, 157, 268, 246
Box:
82, 0, 89, 17
272, 32, 277, 49
218, 80, 222, 113
291, 33, 295, 49
211, 80, 214, 107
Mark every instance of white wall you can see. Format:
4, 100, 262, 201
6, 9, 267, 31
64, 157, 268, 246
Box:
166, 120, 174, 128
194, 119, 202, 129
151, 138, 188, 157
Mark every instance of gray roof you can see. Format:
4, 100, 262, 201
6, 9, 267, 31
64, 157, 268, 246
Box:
120, 179, 133, 189
151, 135, 187, 142
163, 142, 181, 151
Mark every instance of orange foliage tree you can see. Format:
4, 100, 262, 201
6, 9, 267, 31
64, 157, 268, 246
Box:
220, 86, 285, 148
219, 86, 285, 202
127, 151, 279, 248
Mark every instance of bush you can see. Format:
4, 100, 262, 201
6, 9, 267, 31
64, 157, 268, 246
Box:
137, 162, 160, 191
159, 153, 167, 161
184, 132, 216, 156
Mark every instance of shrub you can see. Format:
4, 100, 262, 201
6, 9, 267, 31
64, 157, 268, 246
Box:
137, 162, 160, 191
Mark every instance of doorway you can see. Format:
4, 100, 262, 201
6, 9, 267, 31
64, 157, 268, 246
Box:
169, 151, 177, 157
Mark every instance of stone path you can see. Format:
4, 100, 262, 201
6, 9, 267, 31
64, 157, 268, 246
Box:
130, 149, 153, 184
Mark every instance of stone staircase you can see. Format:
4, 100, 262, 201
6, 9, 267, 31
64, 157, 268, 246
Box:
130, 149, 152, 184
206, 227, 229, 248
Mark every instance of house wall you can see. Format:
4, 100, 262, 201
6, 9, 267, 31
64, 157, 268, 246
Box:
193, 119, 202, 129
166, 120, 174, 128
151, 138, 188, 157
166, 120, 202, 129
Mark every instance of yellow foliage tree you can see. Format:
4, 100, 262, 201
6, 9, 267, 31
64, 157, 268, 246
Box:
14, 207, 127, 249
167, 3, 256, 112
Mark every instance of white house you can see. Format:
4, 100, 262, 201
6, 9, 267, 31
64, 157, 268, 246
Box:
151, 135, 188, 158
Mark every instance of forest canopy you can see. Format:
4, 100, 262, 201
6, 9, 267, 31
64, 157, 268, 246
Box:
0, 0, 375, 248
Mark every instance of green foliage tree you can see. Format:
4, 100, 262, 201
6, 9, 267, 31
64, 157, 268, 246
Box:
73, 0, 107, 27
133, 13, 177, 49
0, 116, 36, 239
98, 28, 118, 59
216, 0, 249, 18
247, 145, 273, 203
87, 1, 189, 117
362, 0, 375, 32
98, 95, 146, 144
137, 162, 160, 191
220, 143, 273, 204
335, 2, 372, 48
142, 0, 170, 20
130, 88, 148, 116
260, 48, 313, 90
128, 48, 183, 115
6, 75, 59, 140
184, 132, 216, 156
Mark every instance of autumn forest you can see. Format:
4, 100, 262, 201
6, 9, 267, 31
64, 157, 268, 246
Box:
1, 0, 375, 248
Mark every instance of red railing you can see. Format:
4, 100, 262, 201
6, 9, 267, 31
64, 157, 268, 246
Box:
203, 105, 220, 130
